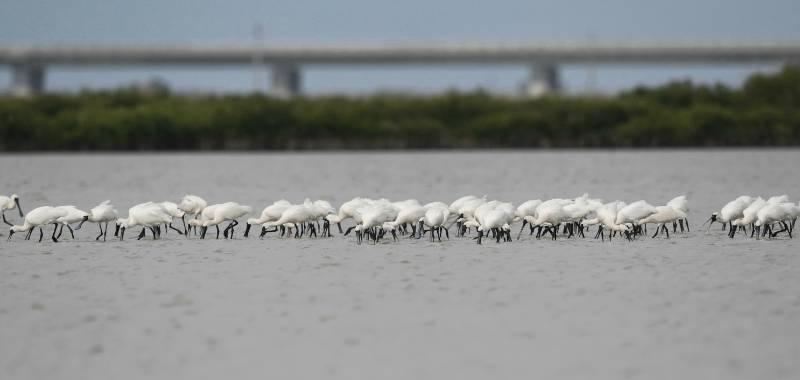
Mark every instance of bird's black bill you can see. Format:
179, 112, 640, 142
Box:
75, 216, 89, 230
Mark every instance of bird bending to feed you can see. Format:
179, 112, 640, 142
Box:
178, 194, 207, 235
188, 202, 251, 239
8, 206, 68, 242
89, 201, 119, 241
116, 202, 173, 241
6, 192, 799, 244
54, 206, 90, 240
159, 201, 187, 235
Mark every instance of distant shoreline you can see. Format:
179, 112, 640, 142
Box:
2, 66, 798, 151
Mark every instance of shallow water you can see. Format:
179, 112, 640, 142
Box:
1, 150, 799, 380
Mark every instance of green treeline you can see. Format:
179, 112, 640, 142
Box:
1, 66, 799, 150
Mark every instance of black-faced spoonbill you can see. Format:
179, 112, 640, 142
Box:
638, 206, 687, 238
666, 195, 690, 232
1, 194, 24, 226
178, 194, 207, 235
8, 206, 68, 242
704, 196, 754, 232
159, 201, 186, 235
244, 200, 291, 238
730, 197, 767, 238
195, 202, 252, 239
754, 202, 797, 239
54, 206, 90, 240
89, 201, 118, 241
416, 203, 450, 242
117, 202, 173, 240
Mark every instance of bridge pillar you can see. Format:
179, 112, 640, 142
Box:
10, 63, 45, 97
522, 63, 560, 97
271, 63, 301, 97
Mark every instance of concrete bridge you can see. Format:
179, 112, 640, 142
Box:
2, 41, 800, 97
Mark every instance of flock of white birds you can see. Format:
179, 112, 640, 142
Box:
1, 193, 797, 244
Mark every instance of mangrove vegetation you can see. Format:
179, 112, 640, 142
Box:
1, 65, 799, 150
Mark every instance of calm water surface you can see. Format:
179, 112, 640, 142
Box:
0, 150, 798, 380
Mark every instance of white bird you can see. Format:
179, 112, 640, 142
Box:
705, 196, 754, 231
310, 199, 337, 237
383, 201, 426, 238
0, 194, 24, 226
530, 199, 573, 240
582, 201, 629, 241
178, 194, 208, 235
244, 200, 292, 238
730, 197, 767, 238
449, 195, 479, 215
190, 202, 251, 239
562, 196, 602, 238
453, 196, 487, 236
666, 195, 690, 232
178, 194, 207, 215
326, 197, 375, 233
350, 202, 398, 244
263, 203, 314, 238
754, 202, 796, 239
417, 203, 450, 242
88, 200, 118, 241
8, 206, 68, 242
616, 200, 657, 237
515, 199, 542, 239
159, 201, 187, 235
476, 207, 514, 244
53, 206, 90, 240
117, 202, 173, 240
638, 206, 687, 238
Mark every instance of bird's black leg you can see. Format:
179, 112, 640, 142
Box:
517, 220, 527, 240
168, 223, 183, 235
2, 213, 12, 227
51, 224, 59, 242
228, 220, 238, 239
137, 228, 146, 240
223, 222, 232, 239
67, 225, 75, 239
96, 223, 104, 241
216, 225, 220, 239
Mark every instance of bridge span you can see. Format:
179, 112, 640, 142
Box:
2, 41, 800, 97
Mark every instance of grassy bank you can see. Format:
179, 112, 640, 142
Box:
1, 66, 799, 150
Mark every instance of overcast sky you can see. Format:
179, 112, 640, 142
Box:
2, 0, 799, 94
